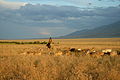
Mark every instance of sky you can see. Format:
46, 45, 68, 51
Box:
0, 0, 120, 39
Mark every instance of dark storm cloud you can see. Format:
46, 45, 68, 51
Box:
94, 7, 120, 17
0, 4, 120, 39
2, 4, 119, 24
19, 4, 81, 20
17, 4, 120, 28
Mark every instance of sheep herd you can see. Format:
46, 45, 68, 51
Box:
20, 47, 120, 58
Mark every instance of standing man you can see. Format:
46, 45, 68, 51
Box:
46, 37, 52, 49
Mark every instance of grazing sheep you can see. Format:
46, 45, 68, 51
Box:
90, 52, 101, 58
70, 48, 76, 52
70, 48, 82, 52
102, 49, 112, 55
77, 49, 81, 52
102, 49, 112, 53
84, 48, 96, 55
110, 51, 118, 56
98, 52, 104, 56
55, 51, 63, 56
86, 50, 90, 55
117, 50, 120, 55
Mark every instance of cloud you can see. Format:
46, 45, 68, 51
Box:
36, 32, 51, 35
0, 3, 120, 39
17, 4, 120, 28
40, 19, 63, 23
26, 0, 120, 7
0, 0, 26, 9
62, 0, 89, 6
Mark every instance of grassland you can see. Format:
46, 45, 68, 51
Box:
0, 38, 120, 80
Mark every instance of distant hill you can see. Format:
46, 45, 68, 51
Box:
59, 21, 120, 38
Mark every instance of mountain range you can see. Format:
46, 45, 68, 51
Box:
58, 21, 120, 38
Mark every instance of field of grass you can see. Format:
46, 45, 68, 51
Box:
0, 38, 120, 80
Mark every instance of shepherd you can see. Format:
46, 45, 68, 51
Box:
46, 37, 52, 49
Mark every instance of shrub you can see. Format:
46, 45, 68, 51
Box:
0, 41, 48, 44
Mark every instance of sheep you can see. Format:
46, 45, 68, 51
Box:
102, 49, 112, 55
70, 48, 76, 52
102, 49, 112, 53
84, 48, 96, 55
77, 48, 82, 52
110, 51, 118, 56
98, 52, 104, 56
55, 51, 63, 56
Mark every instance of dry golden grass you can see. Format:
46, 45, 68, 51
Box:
0, 38, 120, 80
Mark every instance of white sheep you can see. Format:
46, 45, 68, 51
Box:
102, 49, 112, 53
